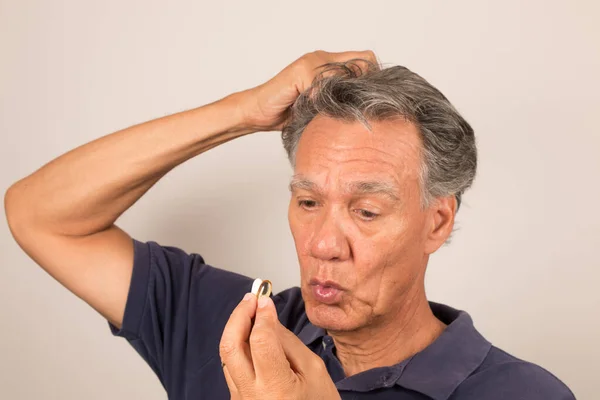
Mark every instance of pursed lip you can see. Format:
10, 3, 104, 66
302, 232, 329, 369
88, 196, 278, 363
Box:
309, 278, 346, 291
308, 278, 345, 305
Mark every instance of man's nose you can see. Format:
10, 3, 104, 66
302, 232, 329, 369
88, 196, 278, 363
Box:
310, 211, 350, 261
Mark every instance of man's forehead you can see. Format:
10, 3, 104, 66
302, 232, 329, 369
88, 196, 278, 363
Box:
298, 115, 422, 153
295, 117, 422, 173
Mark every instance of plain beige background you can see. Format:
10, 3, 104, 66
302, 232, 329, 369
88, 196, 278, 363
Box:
1, 0, 598, 399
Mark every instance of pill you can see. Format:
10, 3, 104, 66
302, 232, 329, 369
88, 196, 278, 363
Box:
257, 280, 272, 298
251, 278, 272, 298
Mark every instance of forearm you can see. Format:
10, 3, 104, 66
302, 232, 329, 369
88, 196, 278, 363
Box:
5, 91, 254, 237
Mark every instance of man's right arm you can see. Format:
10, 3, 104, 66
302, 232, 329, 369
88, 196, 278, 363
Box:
3, 50, 378, 332
3, 92, 256, 329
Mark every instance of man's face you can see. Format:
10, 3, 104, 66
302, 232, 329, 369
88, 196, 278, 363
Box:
288, 115, 439, 333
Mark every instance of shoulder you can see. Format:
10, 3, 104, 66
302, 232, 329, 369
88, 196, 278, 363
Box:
451, 346, 575, 400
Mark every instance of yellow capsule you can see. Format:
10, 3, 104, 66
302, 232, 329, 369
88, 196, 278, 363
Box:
257, 279, 272, 298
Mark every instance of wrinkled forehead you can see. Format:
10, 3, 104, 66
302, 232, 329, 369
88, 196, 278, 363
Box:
293, 116, 423, 188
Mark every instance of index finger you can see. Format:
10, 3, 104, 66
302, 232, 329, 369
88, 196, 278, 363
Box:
311, 50, 381, 82
334, 50, 379, 66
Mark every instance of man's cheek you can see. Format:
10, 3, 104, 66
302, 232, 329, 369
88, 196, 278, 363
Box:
351, 271, 383, 304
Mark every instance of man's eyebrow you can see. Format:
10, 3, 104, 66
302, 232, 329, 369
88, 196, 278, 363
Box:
289, 175, 400, 201
289, 177, 321, 194
347, 180, 400, 201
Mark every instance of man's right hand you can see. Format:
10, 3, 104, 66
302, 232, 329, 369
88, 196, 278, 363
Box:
239, 50, 379, 132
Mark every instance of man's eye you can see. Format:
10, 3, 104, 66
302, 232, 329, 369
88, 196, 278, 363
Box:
356, 209, 379, 220
297, 201, 378, 220
298, 200, 317, 209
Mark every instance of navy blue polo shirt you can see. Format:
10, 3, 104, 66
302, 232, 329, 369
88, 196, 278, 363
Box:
109, 239, 575, 399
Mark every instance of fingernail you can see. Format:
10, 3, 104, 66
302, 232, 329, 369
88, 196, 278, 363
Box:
243, 293, 253, 302
258, 296, 270, 308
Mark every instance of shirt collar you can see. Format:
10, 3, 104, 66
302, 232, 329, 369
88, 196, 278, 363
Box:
297, 319, 326, 346
297, 301, 491, 400
397, 302, 492, 399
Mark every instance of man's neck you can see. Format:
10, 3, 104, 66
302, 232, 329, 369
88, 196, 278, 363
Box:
329, 289, 446, 377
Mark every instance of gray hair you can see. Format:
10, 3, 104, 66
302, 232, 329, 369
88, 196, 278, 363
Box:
281, 59, 477, 211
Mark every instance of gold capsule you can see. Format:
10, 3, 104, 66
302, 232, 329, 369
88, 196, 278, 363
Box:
257, 279, 272, 298
251, 278, 273, 299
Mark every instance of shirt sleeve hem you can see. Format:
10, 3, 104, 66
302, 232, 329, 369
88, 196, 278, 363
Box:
108, 238, 152, 340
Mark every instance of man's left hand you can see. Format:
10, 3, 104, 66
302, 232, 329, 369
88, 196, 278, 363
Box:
219, 292, 340, 400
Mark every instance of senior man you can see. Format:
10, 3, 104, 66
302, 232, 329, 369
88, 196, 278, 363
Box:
5, 51, 574, 399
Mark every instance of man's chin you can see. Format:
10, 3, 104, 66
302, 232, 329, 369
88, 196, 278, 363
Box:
305, 302, 358, 332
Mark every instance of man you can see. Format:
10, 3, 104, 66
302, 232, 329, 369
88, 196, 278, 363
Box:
5, 50, 574, 399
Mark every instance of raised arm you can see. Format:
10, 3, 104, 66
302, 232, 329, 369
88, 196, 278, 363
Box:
3, 92, 257, 328
3, 50, 377, 329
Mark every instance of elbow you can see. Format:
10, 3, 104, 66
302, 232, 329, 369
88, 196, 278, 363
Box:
4, 183, 19, 224
4, 182, 30, 239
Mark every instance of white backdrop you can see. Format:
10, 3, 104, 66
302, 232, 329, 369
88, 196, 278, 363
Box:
1, 1, 598, 399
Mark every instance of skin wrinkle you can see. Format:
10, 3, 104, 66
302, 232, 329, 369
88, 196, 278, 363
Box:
288, 115, 452, 377
332, 273, 427, 368
335, 281, 423, 361
293, 149, 409, 200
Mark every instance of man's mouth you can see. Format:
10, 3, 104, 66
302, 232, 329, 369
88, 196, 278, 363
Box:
309, 278, 345, 304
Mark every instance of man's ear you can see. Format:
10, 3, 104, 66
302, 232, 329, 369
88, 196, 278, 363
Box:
424, 196, 457, 254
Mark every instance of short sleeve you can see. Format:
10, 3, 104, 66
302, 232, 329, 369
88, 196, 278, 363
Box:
450, 361, 576, 400
108, 238, 255, 392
